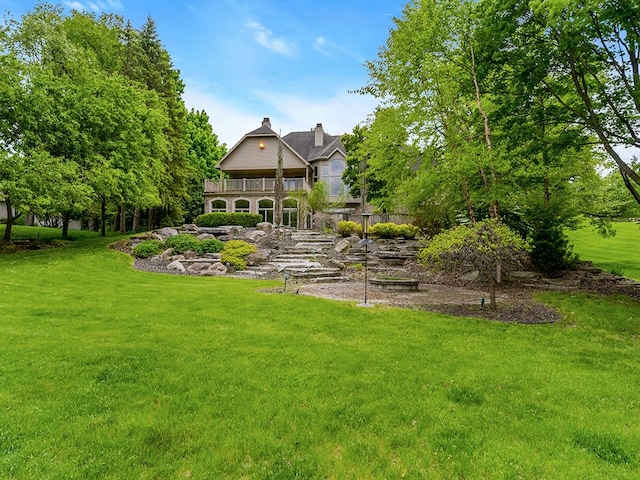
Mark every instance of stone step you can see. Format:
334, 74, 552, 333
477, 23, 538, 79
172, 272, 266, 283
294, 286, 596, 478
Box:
273, 253, 328, 261
308, 276, 350, 283
272, 261, 323, 270
288, 268, 341, 278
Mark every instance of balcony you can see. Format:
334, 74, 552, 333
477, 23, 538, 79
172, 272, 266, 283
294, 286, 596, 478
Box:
204, 177, 310, 194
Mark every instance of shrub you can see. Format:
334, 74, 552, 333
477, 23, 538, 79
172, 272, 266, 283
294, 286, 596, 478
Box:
369, 222, 400, 239
397, 223, 421, 239
530, 221, 579, 276
220, 240, 258, 271
132, 239, 164, 258
337, 220, 362, 237
200, 238, 224, 254
165, 234, 202, 254
195, 212, 262, 228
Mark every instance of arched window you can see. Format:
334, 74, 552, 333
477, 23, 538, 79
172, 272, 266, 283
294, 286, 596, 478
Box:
329, 158, 346, 196
210, 199, 227, 213
258, 199, 274, 223
234, 199, 250, 213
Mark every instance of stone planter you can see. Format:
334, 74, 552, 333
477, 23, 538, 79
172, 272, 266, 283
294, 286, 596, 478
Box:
369, 277, 419, 292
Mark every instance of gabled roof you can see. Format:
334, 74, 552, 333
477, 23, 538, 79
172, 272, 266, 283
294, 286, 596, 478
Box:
283, 131, 346, 162
245, 125, 279, 137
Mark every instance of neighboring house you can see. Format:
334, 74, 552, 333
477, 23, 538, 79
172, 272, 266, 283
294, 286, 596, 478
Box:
204, 118, 361, 227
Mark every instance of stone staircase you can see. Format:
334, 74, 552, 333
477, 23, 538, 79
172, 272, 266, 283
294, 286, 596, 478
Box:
243, 230, 350, 282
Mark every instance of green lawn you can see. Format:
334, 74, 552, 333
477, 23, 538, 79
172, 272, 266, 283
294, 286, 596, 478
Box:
567, 221, 640, 281
1, 227, 640, 478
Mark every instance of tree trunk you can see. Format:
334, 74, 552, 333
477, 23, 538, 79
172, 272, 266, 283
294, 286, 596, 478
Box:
62, 212, 71, 238
120, 203, 126, 234
25, 213, 35, 227
3, 196, 14, 242
132, 207, 140, 233
462, 182, 476, 224
274, 132, 284, 226
100, 198, 106, 237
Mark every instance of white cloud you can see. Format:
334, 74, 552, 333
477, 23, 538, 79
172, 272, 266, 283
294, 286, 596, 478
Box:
63, 0, 123, 12
245, 21, 295, 57
312, 36, 363, 63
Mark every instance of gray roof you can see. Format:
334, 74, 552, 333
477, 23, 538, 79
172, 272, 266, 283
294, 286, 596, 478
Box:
245, 125, 278, 137
283, 131, 346, 162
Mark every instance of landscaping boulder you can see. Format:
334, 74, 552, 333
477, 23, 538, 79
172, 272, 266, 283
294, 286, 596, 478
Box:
182, 223, 198, 232
335, 239, 351, 253
160, 248, 174, 260
157, 227, 179, 238
244, 230, 267, 243
167, 260, 186, 273
460, 270, 480, 281
197, 233, 216, 240
256, 236, 280, 249
188, 262, 212, 273
256, 222, 274, 233
207, 262, 228, 275
183, 250, 199, 259
325, 259, 345, 270
246, 250, 269, 266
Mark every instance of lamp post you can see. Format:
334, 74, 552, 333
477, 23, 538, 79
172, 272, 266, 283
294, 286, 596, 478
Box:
357, 212, 374, 307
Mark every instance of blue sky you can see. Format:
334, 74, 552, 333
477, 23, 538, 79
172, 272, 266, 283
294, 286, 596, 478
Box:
0, 0, 403, 147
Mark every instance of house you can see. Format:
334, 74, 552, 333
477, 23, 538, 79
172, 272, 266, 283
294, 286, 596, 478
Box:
203, 118, 361, 227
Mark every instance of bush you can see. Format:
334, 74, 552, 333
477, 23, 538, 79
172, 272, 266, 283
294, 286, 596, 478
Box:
132, 239, 164, 258
369, 222, 399, 239
397, 224, 421, 239
165, 234, 202, 254
195, 212, 262, 228
530, 222, 579, 276
200, 238, 224, 254
337, 220, 362, 237
220, 240, 258, 271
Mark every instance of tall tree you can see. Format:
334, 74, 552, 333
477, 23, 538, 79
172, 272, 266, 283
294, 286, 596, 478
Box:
183, 109, 226, 222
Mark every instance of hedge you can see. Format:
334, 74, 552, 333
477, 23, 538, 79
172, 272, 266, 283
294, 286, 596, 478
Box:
195, 212, 263, 228
369, 222, 421, 239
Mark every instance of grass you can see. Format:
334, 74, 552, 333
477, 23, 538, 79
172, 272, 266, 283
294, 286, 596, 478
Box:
567, 220, 640, 280
1, 226, 640, 478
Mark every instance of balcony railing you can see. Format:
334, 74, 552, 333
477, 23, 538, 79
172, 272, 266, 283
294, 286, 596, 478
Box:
204, 177, 310, 193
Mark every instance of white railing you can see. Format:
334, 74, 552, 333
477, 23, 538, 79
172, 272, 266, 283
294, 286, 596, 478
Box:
204, 177, 310, 193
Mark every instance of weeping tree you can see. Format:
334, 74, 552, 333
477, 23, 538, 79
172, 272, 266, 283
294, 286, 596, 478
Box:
418, 219, 529, 309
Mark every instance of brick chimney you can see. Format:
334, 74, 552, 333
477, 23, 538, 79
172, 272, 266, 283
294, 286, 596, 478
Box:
262, 117, 272, 129
315, 123, 324, 147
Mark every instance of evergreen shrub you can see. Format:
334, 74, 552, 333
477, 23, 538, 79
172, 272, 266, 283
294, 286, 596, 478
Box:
200, 238, 224, 254
132, 239, 164, 258
165, 234, 202, 254
195, 212, 262, 228
220, 240, 258, 271
337, 220, 362, 237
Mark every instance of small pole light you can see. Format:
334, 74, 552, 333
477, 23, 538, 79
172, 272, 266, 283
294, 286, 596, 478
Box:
283, 271, 289, 292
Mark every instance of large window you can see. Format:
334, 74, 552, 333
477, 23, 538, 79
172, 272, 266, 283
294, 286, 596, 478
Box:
258, 199, 274, 223
282, 198, 298, 227
234, 199, 250, 213
210, 199, 226, 212
329, 158, 346, 196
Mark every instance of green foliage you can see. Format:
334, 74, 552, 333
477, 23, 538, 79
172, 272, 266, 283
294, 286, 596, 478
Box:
368, 222, 420, 239
200, 238, 224, 254
132, 239, 164, 258
164, 234, 201, 254
194, 212, 262, 228
220, 239, 257, 270
530, 222, 579, 276
337, 220, 362, 237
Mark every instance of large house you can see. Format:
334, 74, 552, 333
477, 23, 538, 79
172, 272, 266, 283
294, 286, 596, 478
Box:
203, 118, 361, 227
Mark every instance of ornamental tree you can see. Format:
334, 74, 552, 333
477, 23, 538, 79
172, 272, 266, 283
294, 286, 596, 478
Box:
418, 219, 529, 310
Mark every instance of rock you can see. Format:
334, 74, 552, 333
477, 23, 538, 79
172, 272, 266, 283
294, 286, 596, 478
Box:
182, 223, 198, 232
244, 230, 267, 242
508, 271, 538, 279
207, 262, 228, 275
170, 255, 185, 261
335, 239, 351, 253
188, 262, 212, 273
256, 222, 274, 233
246, 250, 269, 266
197, 233, 216, 240
256, 236, 281, 249
227, 226, 243, 236
149, 233, 164, 241
167, 260, 185, 273
157, 227, 179, 238
460, 270, 480, 281
160, 248, 174, 260
325, 259, 345, 270
183, 250, 199, 259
